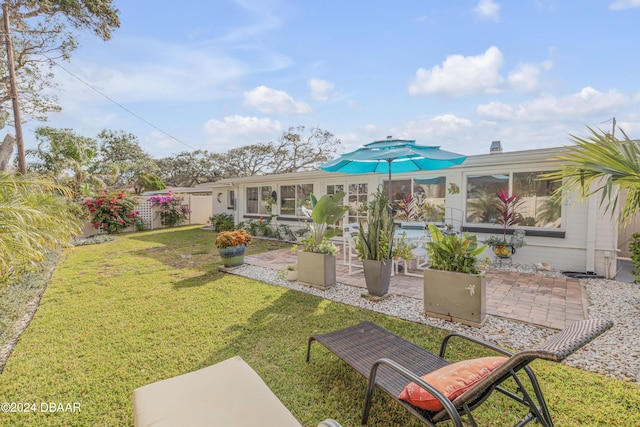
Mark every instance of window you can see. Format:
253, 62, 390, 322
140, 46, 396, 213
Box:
413, 177, 446, 222
229, 190, 235, 209
260, 186, 274, 215
466, 174, 509, 224
246, 186, 275, 215
347, 183, 368, 224
465, 172, 562, 229
513, 172, 561, 228
326, 184, 344, 195
383, 179, 411, 203
279, 183, 313, 216
246, 187, 259, 214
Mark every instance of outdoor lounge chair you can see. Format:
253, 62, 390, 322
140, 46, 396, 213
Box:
133, 355, 343, 427
306, 320, 612, 427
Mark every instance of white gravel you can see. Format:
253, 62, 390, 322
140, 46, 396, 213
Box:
230, 264, 640, 386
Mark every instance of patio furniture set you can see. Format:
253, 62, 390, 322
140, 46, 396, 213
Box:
344, 221, 448, 279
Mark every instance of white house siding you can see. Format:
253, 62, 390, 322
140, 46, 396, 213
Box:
203, 146, 620, 278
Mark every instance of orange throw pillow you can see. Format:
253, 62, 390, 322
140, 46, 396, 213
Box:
398, 356, 507, 412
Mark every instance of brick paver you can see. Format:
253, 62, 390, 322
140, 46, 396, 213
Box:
244, 247, 586, 330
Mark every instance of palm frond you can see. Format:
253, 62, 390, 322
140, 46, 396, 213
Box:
543, 126, 640, 225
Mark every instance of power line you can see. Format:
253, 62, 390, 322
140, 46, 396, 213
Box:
44, 54, 197, 150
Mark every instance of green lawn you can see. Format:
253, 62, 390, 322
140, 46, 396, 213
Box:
0, 226, 638, 426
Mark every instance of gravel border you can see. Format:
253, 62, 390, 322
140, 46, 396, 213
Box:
229, 264, 640, 385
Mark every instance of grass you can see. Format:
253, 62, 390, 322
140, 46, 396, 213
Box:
0, 225, 638, 426
0, 252, 60, 359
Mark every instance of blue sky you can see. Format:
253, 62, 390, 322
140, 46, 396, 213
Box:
25, 0, 640, 158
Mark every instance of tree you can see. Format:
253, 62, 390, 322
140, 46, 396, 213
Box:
213, 126, 341, 178
0, 1, 119, 123
544, 126, 640, 225
270, 126, 341, 174
134, 171, 165, 195
0, 173, 81, 280
25, 126, 98, 188
156, 150, 220, 187
92, 129, 159, 188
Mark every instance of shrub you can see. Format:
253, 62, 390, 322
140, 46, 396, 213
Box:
426, 225, 486, 274
239, 216, 297, 242
630, 232, 640, 283
209, 213, 235, 232
149, 192, 190, 227
83, 191, 139, 234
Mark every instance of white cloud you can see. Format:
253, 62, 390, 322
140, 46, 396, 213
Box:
409, 46, 505, 96
475, 0, 501, 20
402, 115, 473, 139
203, 115, 283, 150
213, 0, 281, 44
410, 47, 553, 96
145, 131, 179, 150
477, 87, 633, 122
244, 86, 312, 115
308, 78, 335, 101
51, 40, 248, 107
507, 60, 552, 92
609, 0, 640, 10
431, 114, 473, 130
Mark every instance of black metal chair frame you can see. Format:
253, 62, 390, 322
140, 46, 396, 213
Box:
306, 320, 612, 427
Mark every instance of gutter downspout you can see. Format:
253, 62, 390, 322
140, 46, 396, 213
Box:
585, 189, 598, 274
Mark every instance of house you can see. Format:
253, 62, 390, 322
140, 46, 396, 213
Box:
203, 145, 623, 278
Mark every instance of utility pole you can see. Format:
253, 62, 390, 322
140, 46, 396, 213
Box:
2, 4, 26, 174
612, 117, 616, 138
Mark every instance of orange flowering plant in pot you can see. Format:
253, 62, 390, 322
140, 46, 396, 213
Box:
215, 229, 253, 267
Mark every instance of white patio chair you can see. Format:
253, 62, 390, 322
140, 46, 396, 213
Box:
395, 231, 431, 277
346, 227, 364, 276
341, 222, 359, 263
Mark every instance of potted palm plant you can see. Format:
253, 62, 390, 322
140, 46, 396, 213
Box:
297, 191, 348, 290
423, 224, 488, 327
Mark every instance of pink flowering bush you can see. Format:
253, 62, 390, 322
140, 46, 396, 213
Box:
149, 192, 191, 227
84, 191, 139, 234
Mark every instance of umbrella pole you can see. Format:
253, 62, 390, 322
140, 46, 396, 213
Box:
387, 159, 393, 215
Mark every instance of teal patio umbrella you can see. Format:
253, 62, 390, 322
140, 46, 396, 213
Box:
320, 138, 467, 202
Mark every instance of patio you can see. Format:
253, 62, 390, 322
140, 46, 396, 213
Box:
244, 247, 586, 330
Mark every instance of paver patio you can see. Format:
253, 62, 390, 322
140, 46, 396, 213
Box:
244, 247, 587, 330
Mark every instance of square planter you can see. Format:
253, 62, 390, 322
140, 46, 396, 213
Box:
297, 252, 336, 290
423, 268, 486, 328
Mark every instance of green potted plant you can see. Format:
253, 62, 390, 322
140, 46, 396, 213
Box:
277, 264, 298, 281
485, 190, 527, 258
214, 229, 253, 268
355, 189, 409, 298
297, 191, 348, 289
423, 224, 488, 327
